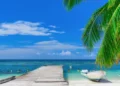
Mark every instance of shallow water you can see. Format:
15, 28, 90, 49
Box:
0, 60, 120, 80
0, 74, 23, 80
64, 70, 120, 80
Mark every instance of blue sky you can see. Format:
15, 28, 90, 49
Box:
0, 0, 107, 59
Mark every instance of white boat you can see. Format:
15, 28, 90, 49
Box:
81, 70, 106, 82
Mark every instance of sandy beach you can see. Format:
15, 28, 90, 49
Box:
69, 83, 120, 86
69, 79, 120, 86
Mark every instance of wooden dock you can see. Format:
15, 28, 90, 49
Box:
0, 66, 68, 86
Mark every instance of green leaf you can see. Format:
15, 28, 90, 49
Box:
63, 0, 120, 67
96, 4, 120, 67
108, 0, 116, 9
82, 3, 108, 51
64, 0, 82, 10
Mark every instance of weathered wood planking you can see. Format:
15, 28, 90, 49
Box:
0, 66, 68, 86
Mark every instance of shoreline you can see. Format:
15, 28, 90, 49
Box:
0, 65, 120, 86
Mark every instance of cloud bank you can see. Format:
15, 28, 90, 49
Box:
0, 21, 64, 36
60, 51, 71, 56
0, 40, 84, 59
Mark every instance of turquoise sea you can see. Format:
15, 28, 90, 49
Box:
0, 60, 120, 80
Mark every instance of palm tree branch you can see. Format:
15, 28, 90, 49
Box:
96, 4, 120, 67
64, 0, 82, 10
108, 0, 117, 9
82, 3, 108, 51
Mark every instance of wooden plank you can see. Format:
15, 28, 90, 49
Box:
0, 66, 68, 86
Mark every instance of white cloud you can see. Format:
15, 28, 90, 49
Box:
0, 21, 64, 36
48, 52, 58, 55
0, 40, 83, 58
49, 25, 57, 28
34, 40, 83, 50
84, 52, 96, 57
79, 28, 84, 31
60, 51, 71, 56
47, 50, 72, 56
90, 53, 96, 57
49, 30, 65, 34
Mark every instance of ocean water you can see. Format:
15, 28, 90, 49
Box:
0, 60, 120, 80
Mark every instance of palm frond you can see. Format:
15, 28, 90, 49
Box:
82, 3, 108, 51
108, 0, 116, 9
114, 12, 120, 64
63, 0, 120, 67
102, 0, 120, 29
64, 0, 82, 10
96, 4, 120, 67
82, 0, 120, 67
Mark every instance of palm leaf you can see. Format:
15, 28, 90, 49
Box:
82, 0, 120, 67
82, 3, 108, 51
102, 0, 120, 29
63, 0, 120, 67
108, 0, 116, 9
96, 4, 120, 67
64, 0, 82, 10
